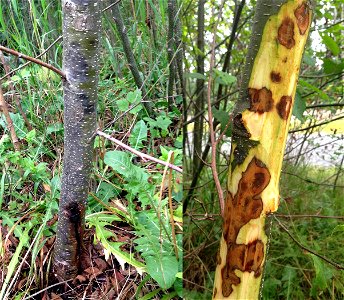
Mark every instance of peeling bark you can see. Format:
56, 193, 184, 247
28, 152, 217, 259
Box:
53, 0, 100, 281
213, 1, 312, 298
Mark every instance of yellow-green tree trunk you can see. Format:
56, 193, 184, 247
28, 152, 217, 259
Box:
213, 1, 312, 299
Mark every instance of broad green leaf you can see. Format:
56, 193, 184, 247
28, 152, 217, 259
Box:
104, 150, 148, 182
213, 69, 237, 86
292, 92, 306, 121
128, 120, 147, 149
302, 53, 316, 66
117, 89, 143, 114
89, 215, 145, 274
298, 80, 329, 101
184, 72, 207, 80
145, 255, 178, 289
332, 224, 344, 234
322, 35, 340, 56
155, 116, 172, 131
310, 254, 332, 297
323, 58, 344, 74
212, 108, 232, 136
47, 123, 63, 135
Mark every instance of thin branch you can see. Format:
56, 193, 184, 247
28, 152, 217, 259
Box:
289, 115, 344, 133
0, 45, 65, 79
275, 214, 344, 220
274, 216, 344, 270
0, 51, 32, 130
22, 279, 74, 300
0, 36, 63, 81
282, 170, 344, 188
306, 103, 344, 109
0, 86, 20, 151
207, 0, 226, 217
97, 130, 182, 173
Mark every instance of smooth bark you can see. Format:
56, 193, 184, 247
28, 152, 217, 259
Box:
53, 0, 101, 280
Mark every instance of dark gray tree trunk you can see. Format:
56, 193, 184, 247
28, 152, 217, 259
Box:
112, 3, 154, 115
193, 0, 205, 174
167, 0, 176, 110
53, 0, 101, 280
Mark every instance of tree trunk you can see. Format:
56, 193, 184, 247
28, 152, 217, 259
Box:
193, 0, 205, 174
53, 0, 100, 281
112, 3, 154, 115
213, 1, 312, 298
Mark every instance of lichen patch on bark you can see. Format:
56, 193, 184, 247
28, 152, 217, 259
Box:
276, 95, 292, 120
294, 2, 310, 35
221, 158, 271, 297
248, 87, 274, 114
278, 17, 295, 49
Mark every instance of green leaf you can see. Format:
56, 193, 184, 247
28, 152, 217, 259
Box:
322, 35, 340, 56
104, 150, 147, 182
129, 120, 147, 149
88, 214, 145, 274
298, 79, 329, 101
310, 254, 332, 297
212, 108, 232, 136
292, 92, 306, 121
155, 116, 172, 131
184, 72, 207, 80
145, 255, 178, 289
47, 123, 63, 135
302, 53, 316, 66
323, 58, 344, 74
117, 89, 143, 114
213, 69, 237, 86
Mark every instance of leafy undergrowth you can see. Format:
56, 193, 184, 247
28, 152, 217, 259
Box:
0, 0, 183, 298
183, 162, 344, 299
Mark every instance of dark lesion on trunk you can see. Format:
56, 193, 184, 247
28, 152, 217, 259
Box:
221, 158, 271, 297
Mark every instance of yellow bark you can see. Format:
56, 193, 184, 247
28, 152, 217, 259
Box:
213, 1, 312, 299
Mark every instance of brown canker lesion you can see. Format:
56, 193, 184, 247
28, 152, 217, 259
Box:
221, 158, 271, 297
294, 2, 310, 35
276, 95, 292, 120
248, 87, 274, 114
270, 71, 282, 83
278, 17, 295, 49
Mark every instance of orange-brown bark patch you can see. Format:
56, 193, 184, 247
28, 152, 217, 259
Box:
276, 95, 292, 120
221, 158, 270, 297
270, 71, 282, 83
248, 87, 274, 114
278, 17, 295, 49
294, 2, 310, 35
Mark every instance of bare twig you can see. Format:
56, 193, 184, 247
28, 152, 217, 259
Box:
0, 86, 20, 151
282, 170, 344, 188
97, 130, 182, 173
275, 214, 344, 220
0, 45, 65, 79
289, 115, 344, 133
0, 51, 32, 130
22, 279, 74, 300
0, 36, 63, 81
207, 1, 226, 217
274, 216, 344, 270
